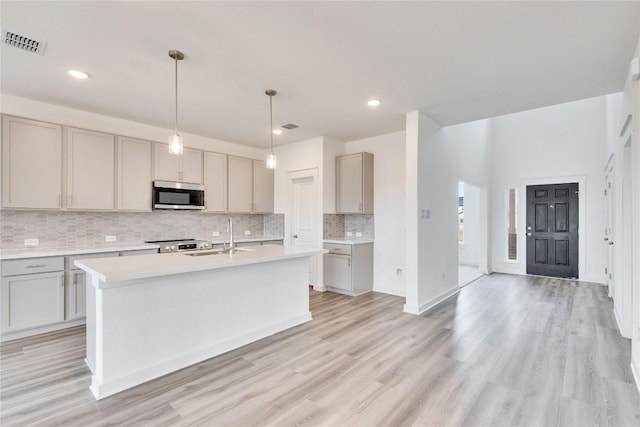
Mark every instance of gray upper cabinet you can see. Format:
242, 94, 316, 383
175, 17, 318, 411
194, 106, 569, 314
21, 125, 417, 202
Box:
65, 127, 115, 210
227, 156, 253, 212
253, 159, 274, 213
227, 156, 274, 213
2, 116, 63, 209
116, 136, 152, 211
336, 152, 374, 214
204, 151, 228, 212
154, 144, 203, 184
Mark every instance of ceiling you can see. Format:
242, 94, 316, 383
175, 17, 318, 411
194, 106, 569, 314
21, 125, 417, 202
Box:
1, 1, 639, 148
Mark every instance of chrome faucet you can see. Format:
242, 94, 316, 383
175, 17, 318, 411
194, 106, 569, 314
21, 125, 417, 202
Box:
226, 217, 236, 254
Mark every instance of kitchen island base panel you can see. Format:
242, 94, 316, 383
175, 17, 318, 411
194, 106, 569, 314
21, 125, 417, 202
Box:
86, 257, 312, 400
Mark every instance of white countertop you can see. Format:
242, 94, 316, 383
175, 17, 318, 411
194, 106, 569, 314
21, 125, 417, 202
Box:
323, 239, 375, 245
75, 244, 326, 284
0, 242, 160, 260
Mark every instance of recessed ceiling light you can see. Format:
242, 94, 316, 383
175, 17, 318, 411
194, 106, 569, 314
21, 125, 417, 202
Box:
272, 129, 283, 135
68, 70, 89, 79
367, 99, 381, 107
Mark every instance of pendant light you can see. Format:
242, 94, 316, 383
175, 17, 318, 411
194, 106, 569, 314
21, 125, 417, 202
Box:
265, 89, 277, 169
168, 50, 184, 155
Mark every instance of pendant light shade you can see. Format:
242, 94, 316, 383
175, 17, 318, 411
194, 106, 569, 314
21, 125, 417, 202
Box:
265, 89, 277, 169
168, 50, 184, 155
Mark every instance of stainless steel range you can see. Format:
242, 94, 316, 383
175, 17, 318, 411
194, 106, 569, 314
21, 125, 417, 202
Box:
145, 239, 211, 253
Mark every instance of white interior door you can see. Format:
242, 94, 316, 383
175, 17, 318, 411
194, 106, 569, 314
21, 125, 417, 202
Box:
605, 162, 615, 296
291, 175, 317, 285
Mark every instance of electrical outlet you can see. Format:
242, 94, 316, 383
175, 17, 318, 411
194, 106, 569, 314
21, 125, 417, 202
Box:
212, 231, 220, 237
356, 232, 363, 237
244, 230, 251, 236
105, 235, 117, 242
346, 231, 353, 237
24, 239, 39, 247
396, 268, 403, 277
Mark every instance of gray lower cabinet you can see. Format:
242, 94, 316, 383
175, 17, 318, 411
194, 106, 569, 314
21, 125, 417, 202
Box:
323, 242, 373, 296
1, 257, 65, 333
1, 248, 159, 339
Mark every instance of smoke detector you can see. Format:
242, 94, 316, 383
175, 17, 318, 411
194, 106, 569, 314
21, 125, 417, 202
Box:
281, 123, 299, 130
3, 30, 46, 55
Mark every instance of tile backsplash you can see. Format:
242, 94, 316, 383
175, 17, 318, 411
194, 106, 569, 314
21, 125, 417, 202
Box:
323, 214, 374, 240
0, 210, 284, 249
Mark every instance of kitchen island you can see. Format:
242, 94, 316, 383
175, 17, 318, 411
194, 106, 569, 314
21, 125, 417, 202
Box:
75, 244, 325, 400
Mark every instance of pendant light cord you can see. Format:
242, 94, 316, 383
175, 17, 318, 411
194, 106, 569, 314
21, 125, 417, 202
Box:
174, 56, 178, 136
269, 94, 274, 154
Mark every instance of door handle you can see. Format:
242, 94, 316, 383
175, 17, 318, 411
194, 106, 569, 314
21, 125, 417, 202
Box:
527, 232, 532, 237
604, 237, 609, 241
608, 241, 614, 246
293, 234, 298, 239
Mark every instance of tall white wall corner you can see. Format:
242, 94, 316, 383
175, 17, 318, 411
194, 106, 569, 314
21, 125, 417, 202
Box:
629, 57, 640, 82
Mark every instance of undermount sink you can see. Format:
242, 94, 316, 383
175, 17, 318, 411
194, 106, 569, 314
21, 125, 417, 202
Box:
183, 247, 254, 257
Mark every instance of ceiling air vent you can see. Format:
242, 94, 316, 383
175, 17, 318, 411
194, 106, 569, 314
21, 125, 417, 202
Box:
281, 123, 299, 130
3, 30, 46, 55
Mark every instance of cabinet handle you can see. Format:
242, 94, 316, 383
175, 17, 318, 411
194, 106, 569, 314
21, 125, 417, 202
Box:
26, 264, 46, 268
60, 275, 64, 287
67, 195, 72, 207
73, 271, 78, 285
57, 194, 61, 208
348, 258, 351, 267
359, 202, 362, 212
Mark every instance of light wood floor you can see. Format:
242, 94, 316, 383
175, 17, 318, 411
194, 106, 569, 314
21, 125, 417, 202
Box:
1, 273, 639, 426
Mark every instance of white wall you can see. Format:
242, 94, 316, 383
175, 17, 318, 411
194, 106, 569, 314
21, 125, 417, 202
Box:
344, 131, 406, 296
459, 183, 481, 267
622, 35, 640, 389
0, 94, 264, 159
404, 111, 459, 314
490, 96, 608, 283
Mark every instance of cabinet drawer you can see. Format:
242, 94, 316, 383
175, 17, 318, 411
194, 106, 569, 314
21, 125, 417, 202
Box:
2, 257, 64, 277
119, 249, 159, 256
65, 252, 119, 269
323, 243, 352, 255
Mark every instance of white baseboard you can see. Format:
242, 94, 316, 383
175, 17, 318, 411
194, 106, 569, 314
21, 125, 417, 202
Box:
373, 286, 406, 297
90, 313, 312, 400
631, 359, 640, 395
403, 286, 460, 315
579, 275, 606, 285
613, 307, 631, 339
1, 318, 86, 342
313, 284, 327, 292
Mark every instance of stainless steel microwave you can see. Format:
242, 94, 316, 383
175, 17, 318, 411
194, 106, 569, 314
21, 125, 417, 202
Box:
152, 181, 205, 210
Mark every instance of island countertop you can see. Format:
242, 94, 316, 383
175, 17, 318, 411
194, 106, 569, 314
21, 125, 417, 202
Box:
75, 244, 326, 285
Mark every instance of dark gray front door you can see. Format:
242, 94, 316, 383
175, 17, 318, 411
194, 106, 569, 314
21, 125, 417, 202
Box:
526, 183, 579, 278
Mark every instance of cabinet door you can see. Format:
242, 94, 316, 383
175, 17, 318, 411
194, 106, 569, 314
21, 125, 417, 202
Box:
65, 270, 86, 320
116, 136, 152, 211
65, 127, 115, 210
1, 272, 65, 332
323, 254, 352, 291
154, 143, 181, 181
2, 116, 62, 209
252, 160, 274, 213
204, 152, 228, 212
228, 156, 253, 212
181, 148, 203, 184
154, 144, 202, 183
336, 154, 363, 213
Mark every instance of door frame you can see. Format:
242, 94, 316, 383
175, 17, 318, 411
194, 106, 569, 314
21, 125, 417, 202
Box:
286, 168, 322, 289
518, 175, 587, 280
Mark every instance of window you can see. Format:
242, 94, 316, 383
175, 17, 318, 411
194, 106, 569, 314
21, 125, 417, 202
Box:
458, 182, 464, 243
507, 188, 517, 260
